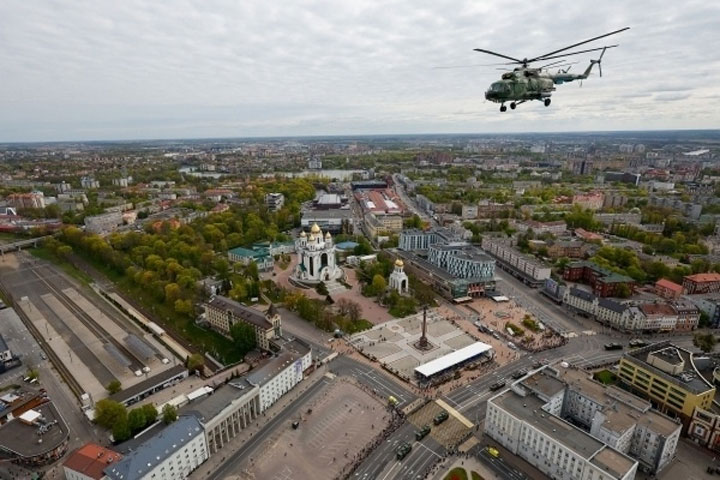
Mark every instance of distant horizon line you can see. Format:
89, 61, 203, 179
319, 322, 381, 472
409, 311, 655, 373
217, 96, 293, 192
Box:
2, 127, 719, 146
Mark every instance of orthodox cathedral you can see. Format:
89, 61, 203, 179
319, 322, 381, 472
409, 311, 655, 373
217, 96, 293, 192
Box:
292, 223, 343, 285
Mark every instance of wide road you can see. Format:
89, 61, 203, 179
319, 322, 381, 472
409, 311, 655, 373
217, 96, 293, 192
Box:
331, 356, 417, 409
492, 267, 593, 336
352, 423, 443, 480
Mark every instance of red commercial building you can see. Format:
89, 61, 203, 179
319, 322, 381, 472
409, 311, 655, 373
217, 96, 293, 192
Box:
683, 273, 720, 295
563, 261, 636, 298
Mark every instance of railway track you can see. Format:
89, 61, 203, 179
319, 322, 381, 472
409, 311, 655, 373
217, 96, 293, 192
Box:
32, 265, 146, 374
0, 281, 84, 399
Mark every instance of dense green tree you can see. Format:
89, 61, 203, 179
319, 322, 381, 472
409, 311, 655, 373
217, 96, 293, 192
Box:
694, 332, 717, 353
162, 404, 178, 424
128, 408, 147, 434
141, 404, 158, 424
371, 274, 387, 297
94, 399, 127, 430
230, 322, 257, 356
106, 380, 122, 395
187, 353, 205, 373
112, 417, 131, 443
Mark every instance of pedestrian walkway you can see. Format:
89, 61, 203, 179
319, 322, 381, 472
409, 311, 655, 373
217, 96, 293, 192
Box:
189, 363, 330, 479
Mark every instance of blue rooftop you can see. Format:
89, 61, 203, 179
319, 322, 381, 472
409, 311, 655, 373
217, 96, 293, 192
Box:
335, 241, 359, 250
104, 415, 204, 480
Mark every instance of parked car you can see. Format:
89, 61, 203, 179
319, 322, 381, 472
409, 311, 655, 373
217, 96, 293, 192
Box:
604, 343, 623, 351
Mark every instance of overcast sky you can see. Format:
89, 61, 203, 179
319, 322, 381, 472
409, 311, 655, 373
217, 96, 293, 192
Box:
1, 0, 718, 142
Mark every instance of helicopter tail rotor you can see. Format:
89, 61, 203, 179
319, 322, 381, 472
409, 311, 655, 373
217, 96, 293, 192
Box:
590, 46, 607, 77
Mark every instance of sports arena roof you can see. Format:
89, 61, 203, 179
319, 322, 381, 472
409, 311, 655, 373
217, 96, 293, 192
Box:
415, 342, 493, 378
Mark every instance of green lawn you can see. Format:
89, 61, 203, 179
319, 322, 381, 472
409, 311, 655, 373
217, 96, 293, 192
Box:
594, 369, 617, 385
444, 467, 469, 480
471, 472, 485, 480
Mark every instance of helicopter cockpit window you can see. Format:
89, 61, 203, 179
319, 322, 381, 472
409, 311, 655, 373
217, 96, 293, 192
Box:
491, 82, 506, 92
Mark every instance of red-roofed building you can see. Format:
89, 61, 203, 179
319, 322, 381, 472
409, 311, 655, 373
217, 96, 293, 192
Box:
683, 273, 720, 294
655, 278, 684, 300
574, 228, 604, 243
63, 443, 122, 480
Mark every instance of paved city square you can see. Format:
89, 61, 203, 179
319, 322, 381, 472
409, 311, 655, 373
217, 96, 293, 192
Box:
349, 309, 481, 382
243, 379, 390, 480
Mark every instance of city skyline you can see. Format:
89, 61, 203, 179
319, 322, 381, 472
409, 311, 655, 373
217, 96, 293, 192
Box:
1, 0, 719, 142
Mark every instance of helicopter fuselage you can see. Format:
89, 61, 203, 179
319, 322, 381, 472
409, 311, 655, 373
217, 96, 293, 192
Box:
484, 70, 555, 104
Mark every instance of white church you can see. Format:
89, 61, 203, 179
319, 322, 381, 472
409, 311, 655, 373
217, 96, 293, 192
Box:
389, 258, 409, 294
292, 223, 343, 285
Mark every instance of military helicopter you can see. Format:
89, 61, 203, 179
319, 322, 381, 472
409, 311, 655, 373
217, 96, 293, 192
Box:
475, 27, 629, 111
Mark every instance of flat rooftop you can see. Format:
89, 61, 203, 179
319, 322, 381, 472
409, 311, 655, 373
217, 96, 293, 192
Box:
182, 380, 256, 422
414, 342, 492, 378
494, 391, 636, 479
109, 364, 188, 404
247, 339, 310, 387
624, 341, 714, 394
0, 402, 69, 459
301, 208, 352, 219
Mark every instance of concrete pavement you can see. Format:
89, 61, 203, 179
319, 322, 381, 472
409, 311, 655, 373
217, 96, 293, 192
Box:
197, 364, 332, 479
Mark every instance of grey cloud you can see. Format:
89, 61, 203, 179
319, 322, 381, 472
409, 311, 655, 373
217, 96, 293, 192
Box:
0, 0, 718, 141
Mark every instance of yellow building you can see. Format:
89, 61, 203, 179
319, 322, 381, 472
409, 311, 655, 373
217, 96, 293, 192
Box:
363, 212, 402, 239
618, 342, 715, 425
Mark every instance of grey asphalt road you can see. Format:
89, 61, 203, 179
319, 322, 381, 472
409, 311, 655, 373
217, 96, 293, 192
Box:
352, 423, 444, 480
478, 448, 528, 480
330, 356, 417, 409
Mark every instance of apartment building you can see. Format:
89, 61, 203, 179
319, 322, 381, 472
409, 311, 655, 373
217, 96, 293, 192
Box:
683, 273, 720, 295
104, 416, 208, 480
481, 237, 551, 286
563, 262, 636, 298
204, 297, 281, 351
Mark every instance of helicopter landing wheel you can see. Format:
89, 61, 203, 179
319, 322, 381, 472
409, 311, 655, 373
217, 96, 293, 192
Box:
544, 98, 551, 107
500, 105, 507, 112
510, 102, 516, 110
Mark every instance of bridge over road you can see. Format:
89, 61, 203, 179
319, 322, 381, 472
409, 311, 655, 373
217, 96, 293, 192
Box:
0, 236, 49, 254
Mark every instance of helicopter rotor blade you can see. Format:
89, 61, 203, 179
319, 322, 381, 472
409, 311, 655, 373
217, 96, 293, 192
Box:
532, 45, 617, 62
433, 62, 513, 69
473, 48, 523, 64
527, 27, 629, 63
538, 60, 578, 70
